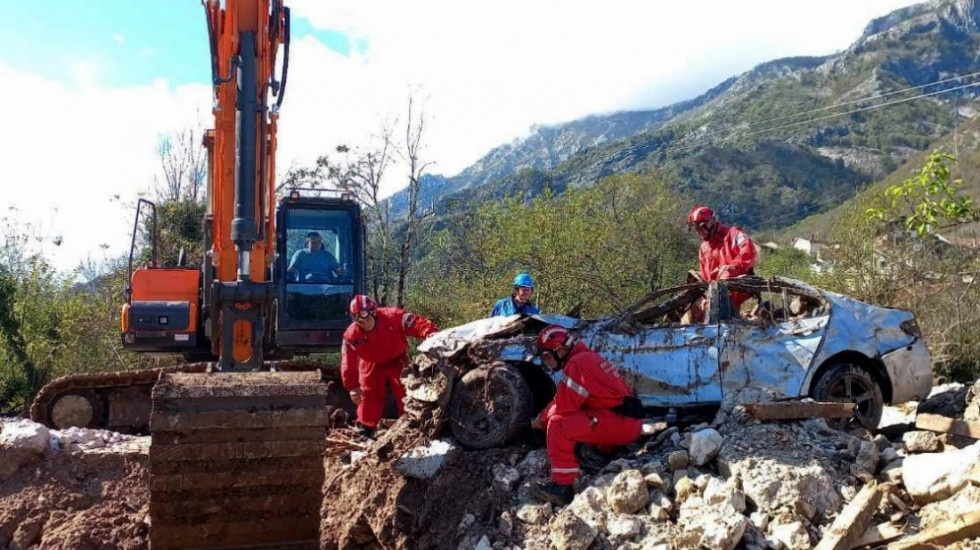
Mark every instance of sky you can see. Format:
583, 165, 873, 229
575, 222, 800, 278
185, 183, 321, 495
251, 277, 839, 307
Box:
0, 0, 921, 273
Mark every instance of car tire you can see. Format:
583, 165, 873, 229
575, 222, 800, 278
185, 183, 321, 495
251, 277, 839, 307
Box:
449, 363, 534, 450
810, 363, 884, 430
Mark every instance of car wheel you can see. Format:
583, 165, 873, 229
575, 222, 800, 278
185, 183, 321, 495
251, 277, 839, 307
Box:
449, 363, 534, 449
810, 363, 884, 430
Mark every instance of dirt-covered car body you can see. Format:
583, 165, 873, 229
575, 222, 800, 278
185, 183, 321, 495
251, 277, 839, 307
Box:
418, 277, 931, 424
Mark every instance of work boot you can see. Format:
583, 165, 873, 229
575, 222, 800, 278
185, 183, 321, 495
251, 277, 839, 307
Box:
355, 422, 376, 438
530, 481, 574, 506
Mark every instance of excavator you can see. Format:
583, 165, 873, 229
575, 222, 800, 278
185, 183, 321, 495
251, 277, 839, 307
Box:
30, 1, 360, 548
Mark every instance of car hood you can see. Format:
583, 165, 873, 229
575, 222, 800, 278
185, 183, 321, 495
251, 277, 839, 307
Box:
418, 314, 582, 358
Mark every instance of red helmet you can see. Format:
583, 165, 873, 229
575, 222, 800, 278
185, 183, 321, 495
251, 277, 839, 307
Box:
349, 295, 377, 319
536, 325, 574, 352
687, 205, 715, 226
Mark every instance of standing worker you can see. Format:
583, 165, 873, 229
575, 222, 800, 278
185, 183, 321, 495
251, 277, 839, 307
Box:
687, 205, 758, 315
490, 273, 540, 317
341, 295, 439, 437
529, 325, 644, 506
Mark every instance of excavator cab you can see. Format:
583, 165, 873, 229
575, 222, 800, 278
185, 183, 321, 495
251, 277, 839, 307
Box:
274, 191, 366, 351
119, 191, 365, 359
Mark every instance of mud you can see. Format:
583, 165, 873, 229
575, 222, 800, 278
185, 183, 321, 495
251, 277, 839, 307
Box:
320, 421, 521, 550
0, 432, 148, 549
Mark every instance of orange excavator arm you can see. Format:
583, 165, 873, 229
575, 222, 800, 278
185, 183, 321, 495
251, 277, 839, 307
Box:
203, 0, 288, 369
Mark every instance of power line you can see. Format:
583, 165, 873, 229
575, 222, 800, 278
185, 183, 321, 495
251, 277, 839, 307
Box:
672, 70, 980, 150
665, 79, 980, 158
642, 74, 980, 232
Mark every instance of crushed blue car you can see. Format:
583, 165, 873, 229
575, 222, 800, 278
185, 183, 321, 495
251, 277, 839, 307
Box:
410, 276, 932, 449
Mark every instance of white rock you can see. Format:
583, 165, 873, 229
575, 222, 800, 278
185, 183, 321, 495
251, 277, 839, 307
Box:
0, 421, 50, 455
689, 429, 724, 466
549, 509, 598, 550
768, 520, 811, 550
903, 441, 980, 504
700, 510, 749, 550
703, 476, 746, 512
750, 512, 769, 531
492, 464, 521, 491
567, 487, 607, 532
879, 460, 903, 484
675, 502, 747, 550
902, 430, 941, 453
607, 514, 642, 539
394, 439, 454, 479
605, 470, 650, 514
516, 502, 552, 525
644, 472, 666, 492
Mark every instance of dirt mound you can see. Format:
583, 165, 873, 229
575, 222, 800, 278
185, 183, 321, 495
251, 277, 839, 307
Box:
320, 421, 522, 550
0, 425, 148, 549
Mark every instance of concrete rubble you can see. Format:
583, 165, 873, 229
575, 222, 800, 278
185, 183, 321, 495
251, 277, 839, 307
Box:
352, 377, 980, 550
0, 377, 979, 549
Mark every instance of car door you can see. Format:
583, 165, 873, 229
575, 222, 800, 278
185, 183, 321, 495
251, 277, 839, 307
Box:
589, 284, 722, 406
718, 280, 830, 398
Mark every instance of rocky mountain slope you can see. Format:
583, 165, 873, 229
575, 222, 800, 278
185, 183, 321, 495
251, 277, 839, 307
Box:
392, 0, 980, 231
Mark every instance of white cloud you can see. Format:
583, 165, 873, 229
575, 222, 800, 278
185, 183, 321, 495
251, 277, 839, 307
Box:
283, 0, 921, 182
0, 60, 211, 272
112, 34, 125, 46
1, 0, 922, 272
140, 47, 157, 57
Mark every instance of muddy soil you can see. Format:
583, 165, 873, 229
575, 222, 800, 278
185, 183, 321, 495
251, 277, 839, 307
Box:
0, 444, 148, 550
320, 422, 523, 550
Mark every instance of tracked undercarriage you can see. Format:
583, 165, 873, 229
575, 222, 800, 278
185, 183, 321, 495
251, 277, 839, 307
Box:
30, 362, 355, 435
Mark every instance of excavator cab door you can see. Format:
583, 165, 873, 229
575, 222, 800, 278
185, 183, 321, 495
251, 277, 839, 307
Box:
274, 196, 365, 351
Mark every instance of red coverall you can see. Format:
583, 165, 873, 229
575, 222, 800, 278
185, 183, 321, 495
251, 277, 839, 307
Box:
536, 342, 642, 485
341, 307, 439, 428
698, 223, 758, 311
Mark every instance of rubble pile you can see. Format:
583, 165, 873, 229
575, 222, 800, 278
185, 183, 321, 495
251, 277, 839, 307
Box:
0, 378, 978, 549
321, 379, 980, 550
0, 419, 149, 550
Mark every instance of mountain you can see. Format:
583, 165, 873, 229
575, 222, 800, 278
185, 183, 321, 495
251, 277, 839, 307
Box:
783, 108, 980, 243
391, 0, 980, 231
387, 77, 737, 216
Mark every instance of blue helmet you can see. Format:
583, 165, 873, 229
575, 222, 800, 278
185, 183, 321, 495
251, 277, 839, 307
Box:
513, 273, 534, 289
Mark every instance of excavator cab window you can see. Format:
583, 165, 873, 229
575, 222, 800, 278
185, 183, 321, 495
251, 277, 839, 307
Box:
281, 207, 354, 323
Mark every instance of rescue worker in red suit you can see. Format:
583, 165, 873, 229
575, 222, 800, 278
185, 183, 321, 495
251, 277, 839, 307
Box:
529, 325, 644, 506
687, 205, 758, 318
342, 295, 439, 437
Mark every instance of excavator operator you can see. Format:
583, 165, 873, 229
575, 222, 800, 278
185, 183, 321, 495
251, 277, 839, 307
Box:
287, 231, 343, 282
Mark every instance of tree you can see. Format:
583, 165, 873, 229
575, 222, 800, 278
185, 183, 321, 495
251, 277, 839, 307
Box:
867, 152, 980, 236
395, 95, 435, 307
155, 128, 207, 203
333, 124, 397, 304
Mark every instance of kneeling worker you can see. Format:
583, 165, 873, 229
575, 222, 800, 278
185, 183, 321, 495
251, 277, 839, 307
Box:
342, 295, 440, 437
530, 325, 644, 506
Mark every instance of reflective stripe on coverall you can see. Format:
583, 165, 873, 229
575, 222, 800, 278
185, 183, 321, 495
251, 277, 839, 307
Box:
341, 307, 439, 428
537, 342, 642, 485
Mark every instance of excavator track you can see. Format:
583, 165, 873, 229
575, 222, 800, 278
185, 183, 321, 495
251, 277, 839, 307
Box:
30, 362, 356, 435
149, 370, 329, 550
30, 363, 209, 433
